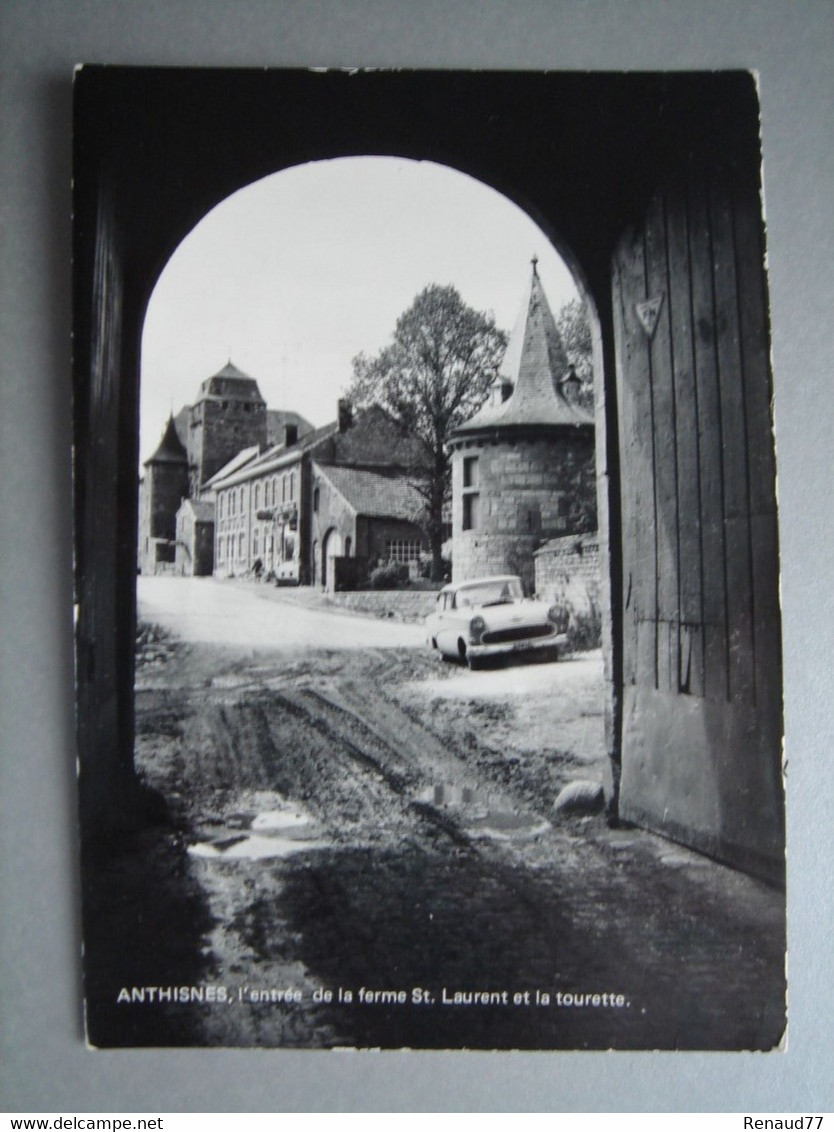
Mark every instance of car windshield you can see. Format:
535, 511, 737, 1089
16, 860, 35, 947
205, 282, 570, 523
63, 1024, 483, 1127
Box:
454, 579, 523, 609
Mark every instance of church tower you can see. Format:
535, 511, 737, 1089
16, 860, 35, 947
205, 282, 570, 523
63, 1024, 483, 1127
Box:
187, 360, 267, 495
449, 259, 596, 593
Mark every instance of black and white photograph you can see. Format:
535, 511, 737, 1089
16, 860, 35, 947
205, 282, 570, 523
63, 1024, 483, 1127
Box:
73, 67, 786, 1052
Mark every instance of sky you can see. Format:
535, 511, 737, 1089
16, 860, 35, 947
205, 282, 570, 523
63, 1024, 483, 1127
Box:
140, 156, 580, 465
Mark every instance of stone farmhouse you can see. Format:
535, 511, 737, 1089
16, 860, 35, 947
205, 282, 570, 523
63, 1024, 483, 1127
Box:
207, 400, 427, 587
311, 463, 427, 591
449, 259, 597, 594
140, 361, 429, 586
138, 360, 314, 576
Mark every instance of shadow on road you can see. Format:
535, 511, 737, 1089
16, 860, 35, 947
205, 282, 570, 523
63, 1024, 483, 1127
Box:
270, 842, 785, 1051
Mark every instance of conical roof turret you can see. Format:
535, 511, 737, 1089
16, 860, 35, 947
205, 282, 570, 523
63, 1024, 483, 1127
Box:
196, 358, 265, 403
144, 414, 188, 466
455, 259, 593, 434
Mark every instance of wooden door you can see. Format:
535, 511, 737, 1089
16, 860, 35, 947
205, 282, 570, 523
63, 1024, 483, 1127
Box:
612, 155, 783, 880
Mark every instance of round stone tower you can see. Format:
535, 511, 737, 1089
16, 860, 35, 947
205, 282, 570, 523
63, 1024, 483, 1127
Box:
449, 259, 596, 593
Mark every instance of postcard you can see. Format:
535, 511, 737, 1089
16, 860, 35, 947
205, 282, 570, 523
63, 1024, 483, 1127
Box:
73, 67, 785, 1049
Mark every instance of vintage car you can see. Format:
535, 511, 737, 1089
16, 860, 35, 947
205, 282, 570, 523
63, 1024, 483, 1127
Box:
425, 574, 569, 668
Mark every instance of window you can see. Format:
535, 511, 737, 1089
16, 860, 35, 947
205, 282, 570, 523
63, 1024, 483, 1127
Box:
254, 484, 260, 510
238, 532, 244, 558
462, 492, 480, 531
386, 539, 422, 564
282, 476, 287, 503
253, 528, 259, 556
462, 454, 480, 530
313, 486, 320, 512
345, 536, 352, 557
289, 472, 295, 500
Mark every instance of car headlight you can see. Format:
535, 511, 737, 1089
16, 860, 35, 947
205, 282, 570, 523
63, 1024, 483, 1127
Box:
548, 605, 569, 633
469, 615, 486, 643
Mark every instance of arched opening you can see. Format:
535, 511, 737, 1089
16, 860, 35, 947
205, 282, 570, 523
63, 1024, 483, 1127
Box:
137, 150, 614, 801
74, 68, 782, 886
321, 527, 342, 591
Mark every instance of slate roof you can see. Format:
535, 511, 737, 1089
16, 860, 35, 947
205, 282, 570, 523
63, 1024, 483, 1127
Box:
179, 498, 215, 523
208, 422, 339, 489
145, 415, 188, 466
316, 464, 425, 522
197, 360, 265, 403
266, 409, 315, 445
454, 262, 594, 434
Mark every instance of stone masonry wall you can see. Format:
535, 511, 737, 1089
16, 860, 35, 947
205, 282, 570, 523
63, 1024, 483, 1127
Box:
534, 532, 601, 620
326, 589, 437, 623
189, 398, 267, 493
451, 431, 596, 594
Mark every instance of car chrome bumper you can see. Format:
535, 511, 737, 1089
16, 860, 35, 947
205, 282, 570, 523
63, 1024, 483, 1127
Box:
467, 632, 568, 658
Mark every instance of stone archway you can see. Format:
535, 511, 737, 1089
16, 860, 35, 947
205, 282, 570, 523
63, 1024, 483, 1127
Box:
321, 527, 342, 591
73, 69, 782, 878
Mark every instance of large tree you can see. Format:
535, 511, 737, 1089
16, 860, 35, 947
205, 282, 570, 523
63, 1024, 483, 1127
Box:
555, 297, 595, 413
348, 284, 507, 579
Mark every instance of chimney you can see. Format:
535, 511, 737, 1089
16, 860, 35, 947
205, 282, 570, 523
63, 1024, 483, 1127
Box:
338, 398, 353, 433
284, 422, 298, 447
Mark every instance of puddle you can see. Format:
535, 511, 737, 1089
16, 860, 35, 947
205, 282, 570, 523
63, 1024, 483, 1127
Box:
658, 852, 711, 869
188, 797, 327, 860
417, 784, 551, 841
189, 832, 327, 860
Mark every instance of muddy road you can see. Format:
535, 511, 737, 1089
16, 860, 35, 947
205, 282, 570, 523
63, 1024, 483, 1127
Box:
83, 581, 785, 1051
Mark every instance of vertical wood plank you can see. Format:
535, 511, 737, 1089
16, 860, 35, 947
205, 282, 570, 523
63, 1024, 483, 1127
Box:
613, 225, 657, 690
666, 176, 705, 697
688, 160, 730, 703
710, 165, 755, 705
644, 190, 678, 695
732, 168, 783, 712
611, 246, 638, 688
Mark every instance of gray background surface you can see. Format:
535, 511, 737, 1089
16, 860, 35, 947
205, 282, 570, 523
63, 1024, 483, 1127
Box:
1, 0, 831, 1112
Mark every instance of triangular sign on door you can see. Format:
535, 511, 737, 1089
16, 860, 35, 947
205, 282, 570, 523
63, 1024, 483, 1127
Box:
636, 294, 664, 340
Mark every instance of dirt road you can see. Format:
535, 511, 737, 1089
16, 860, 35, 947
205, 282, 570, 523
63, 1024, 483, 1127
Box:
84, 579, 785, 1051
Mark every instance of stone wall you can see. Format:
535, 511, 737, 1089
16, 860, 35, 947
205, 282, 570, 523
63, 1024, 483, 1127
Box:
326, 589, 438, 623
534, 532, 601, 620
175, 507, 214, 577
451, 430, 596, 592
